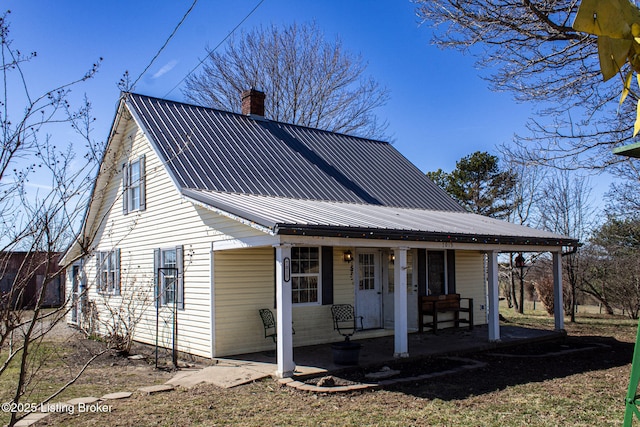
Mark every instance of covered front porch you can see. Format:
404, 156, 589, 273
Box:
220, 323, 565, 383
198, 190, 577, 378
270, 242, 568, 378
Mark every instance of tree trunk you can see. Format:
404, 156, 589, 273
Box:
510, 255, 519, 311
519, 265, 525, 314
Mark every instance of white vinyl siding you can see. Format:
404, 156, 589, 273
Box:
81, 114, 266, 358
72, 107, 491, 359
454, 251, 487, 326
214, 246, 363, 356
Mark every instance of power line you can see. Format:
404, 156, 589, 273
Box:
130, 0, 199, 92
163, 0, 265, 98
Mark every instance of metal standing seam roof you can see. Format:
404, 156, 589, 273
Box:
183, 189, 576, 246
125, 93, 465, 211
124, 92, 576, 247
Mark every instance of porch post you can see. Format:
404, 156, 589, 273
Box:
393, 247, 409, 358
487, 250, 500, 342
274, 244, 295, 378
552, 251, 565, 332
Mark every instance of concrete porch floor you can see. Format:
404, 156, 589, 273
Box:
223, 324, 565, 379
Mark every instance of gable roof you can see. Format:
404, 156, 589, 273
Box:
125, 93, 464, 211
62, 91, 577, 265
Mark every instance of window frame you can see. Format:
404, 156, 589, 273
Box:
290, 246, 321, 306
160, 248, 177, 306
123, 154, 146, 215
154, 246, 184, 310
96, 249, 121, 296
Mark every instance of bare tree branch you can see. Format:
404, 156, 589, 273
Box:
414, 0, 635, 171
182, 22, 390, 140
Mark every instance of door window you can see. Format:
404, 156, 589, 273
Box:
358, 253, 376, 290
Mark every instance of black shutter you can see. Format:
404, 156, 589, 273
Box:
122, 163, 129, 215
321, 246, 333, 305
417, 249, 427, 296
139, 155, 146, 211
96, 252, 102, 293
115, 248, 121, 296
176, 245, 184, 310
447, 250, 456, 294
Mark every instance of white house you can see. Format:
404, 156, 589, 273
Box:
62, 90, 577, 378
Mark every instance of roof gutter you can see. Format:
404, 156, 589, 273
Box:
274, 224, 578, 248
561, 242, 582, 256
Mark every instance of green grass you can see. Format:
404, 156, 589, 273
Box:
0, 340, 71, 425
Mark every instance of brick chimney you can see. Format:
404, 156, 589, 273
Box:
241, 88, 265, 117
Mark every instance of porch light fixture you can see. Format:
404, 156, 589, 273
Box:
343, 250, 353, 263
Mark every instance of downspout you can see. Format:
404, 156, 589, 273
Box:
561, 243, 580, 257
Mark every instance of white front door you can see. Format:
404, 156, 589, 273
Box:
383, 250, 419, 330
356, 251, 382, 329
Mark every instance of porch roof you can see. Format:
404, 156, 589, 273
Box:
183, 189, 577, 248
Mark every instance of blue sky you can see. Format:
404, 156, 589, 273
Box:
5, 0, 536, 176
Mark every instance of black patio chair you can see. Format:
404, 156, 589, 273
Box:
259, 308, 294, 343
331, 304, 364, 341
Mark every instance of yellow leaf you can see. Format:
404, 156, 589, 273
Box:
574, 0, 638, 38
634, 99, 640, 137
631, 42, 640, 70
621, 71, 633, 105
598, 36, 632, 81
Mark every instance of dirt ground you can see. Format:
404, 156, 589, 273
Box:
0, 321, 175, 426
27, 314, 638, 427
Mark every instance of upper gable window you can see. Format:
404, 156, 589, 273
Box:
123, 155, 146, 214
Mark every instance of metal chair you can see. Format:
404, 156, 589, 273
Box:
331, 304, 364, 341
258, 308, 295, 343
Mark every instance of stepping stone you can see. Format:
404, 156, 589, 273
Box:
138, 384, 174, 394
66, 396, 100, 405
15, 412, 49, 426
101, 391, 133, 400
365, 369, 401, 380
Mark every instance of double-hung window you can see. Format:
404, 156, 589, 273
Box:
96, 249, 121, 295
291, 247, 320, 304
154, 246, 184, 310
123, 155, 146, 214
161, 249, 177, 305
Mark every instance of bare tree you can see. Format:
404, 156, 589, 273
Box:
183, 22, 390, 139
587, 216, 640, 319
538, 170, 595, 322
0, 11, 104, 426
414, 0, 632, 171
503, 153, 548, 313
